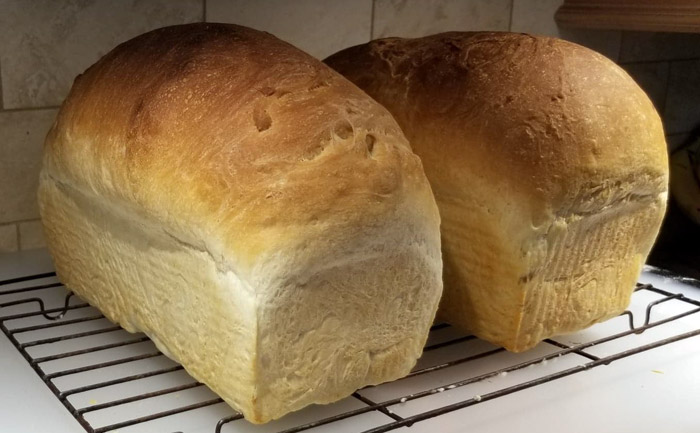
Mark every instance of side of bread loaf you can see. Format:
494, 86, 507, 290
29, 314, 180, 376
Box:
39, 23, 443, 422
326, 32, 668, 352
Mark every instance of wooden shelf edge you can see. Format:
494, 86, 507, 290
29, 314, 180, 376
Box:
555, 2, 700, 33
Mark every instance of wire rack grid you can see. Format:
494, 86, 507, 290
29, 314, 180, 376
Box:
1, 270, 699, 433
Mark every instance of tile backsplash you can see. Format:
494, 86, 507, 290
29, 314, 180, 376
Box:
373, 0, 511, 38
0, 0, 202, 109
206, 0, 373, 59
1, 0, 699, 252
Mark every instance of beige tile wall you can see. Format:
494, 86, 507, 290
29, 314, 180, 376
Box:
0, 223, 17, 253
0, 0, 202, 109
18, 220, 46, 250
0, 109, 57, 223
665, 60, 700, 135
621, 62, 670, 113
510, 0, 622, 60
1, 0, 698, 251
373, 0, 511, 39
207, 0, 373, 59
0, 0, 202, 251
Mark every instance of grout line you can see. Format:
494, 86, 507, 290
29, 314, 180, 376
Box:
2, 219, 38, 252
2, 218, 42, 225
370, 0, 376, 40
0, 105, 60, 113
0, 57, 4, 110
619, 56, 700, 66
660, 61, 671, 117
202, 0, 206, 22
16, 223, 22, 251
618, 57, 700, 66
508, 0, 514, 32
0, 220, 29, 252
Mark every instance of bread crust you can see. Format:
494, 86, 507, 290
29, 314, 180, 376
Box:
45, 24, 437, 266
40, 23, 443, 422
326, 32, 668, 351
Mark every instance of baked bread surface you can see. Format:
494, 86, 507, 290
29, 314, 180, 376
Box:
39, 23, 443, 422
326, 32, 668, 351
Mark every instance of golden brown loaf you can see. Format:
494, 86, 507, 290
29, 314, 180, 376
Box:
326, 32, 668, 352
39, 23, 443, 422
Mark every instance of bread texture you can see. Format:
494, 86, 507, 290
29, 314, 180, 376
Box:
326, 32, 668, 352
39, 23, 443, 422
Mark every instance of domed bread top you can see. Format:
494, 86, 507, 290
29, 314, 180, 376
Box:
326, 32, 668, 351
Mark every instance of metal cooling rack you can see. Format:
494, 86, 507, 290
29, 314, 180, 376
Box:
1, 270, 699, 433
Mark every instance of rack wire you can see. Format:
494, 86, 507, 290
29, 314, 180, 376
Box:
1, 270, 699, 433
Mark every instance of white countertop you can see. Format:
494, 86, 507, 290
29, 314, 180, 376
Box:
1, 249, 699, 433
0, 249, 83, 433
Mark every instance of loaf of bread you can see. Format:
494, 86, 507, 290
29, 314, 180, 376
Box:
326, 32, 668, 352
39, 23, 443, 422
